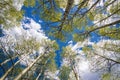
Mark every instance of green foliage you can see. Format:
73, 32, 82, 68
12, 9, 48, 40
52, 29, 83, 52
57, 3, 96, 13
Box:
52, 42, 59, 50
0, 0, 24, 29
40, 9, 62, 22
40, 39, 59, 51
54, 32, 65, 41
47, 59, 57, 72
109, 2, 120, 15
87, 12, 94, 21
82, 46, 93, 58
1, 0, 120, 79
24, 0, 35, 7
59, 66, 71, 80
73, 16, 87, 30
99, 27, 120, 40
61, 46, 75, 59
82, 46, 91, 53
104, 42, 120, 53
94, 13, 105, 21
73, 33, 87, 42
15, 37, 40, 54
55, 0, 67, 8
102, 73, 110, 80
62, 23, 73, 32
104, 0, 111, 6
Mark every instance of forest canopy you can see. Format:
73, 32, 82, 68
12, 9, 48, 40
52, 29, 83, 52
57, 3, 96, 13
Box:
0, 0, 120, 80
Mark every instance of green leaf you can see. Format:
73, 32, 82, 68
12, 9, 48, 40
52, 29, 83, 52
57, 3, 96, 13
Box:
102, 73, 110, 80
73, 33, 87, 42
24, 0, 35, 7
88, 12, 94, 21
59, 66, 71, 80
47, 59, 57, 72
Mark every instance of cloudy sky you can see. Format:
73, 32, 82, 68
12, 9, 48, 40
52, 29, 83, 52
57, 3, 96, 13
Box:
1, 0, 120, 80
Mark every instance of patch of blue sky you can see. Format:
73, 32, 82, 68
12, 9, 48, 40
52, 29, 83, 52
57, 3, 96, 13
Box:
0, 25, 6, 37
70, 5, 78, 14
69, 5, 88, 17
95, 6, 109, 15
0, 49, 6, 63
40, 21, 61, 31
0, 56, 19, 77
0, 67, 4, 78
87, 18, 94, 26
90, 32, 101, 43
116, 23, 120, 28
22, 4, 41, 24
54, 36, 75, 68
89, 31, 112, 43
0, 29, 5, 37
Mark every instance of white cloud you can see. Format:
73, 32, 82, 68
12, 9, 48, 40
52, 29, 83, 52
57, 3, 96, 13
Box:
5, 23, 46, 41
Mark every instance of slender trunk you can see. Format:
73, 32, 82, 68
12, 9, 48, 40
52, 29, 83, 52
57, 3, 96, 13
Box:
14, 54, 44, 80
72, 66, 79, 80
35, 60, 48, 80
94, 50, 120, 64
0, 43, 14, 67
58, 0, 74, 32
94, 8, 120, 26
88, 19, 120, 34
70, 59, 79, 80
0, 61, 20, 80
0, 55, 18, 66
81, 19, 120, 35
79, 0, 100, 19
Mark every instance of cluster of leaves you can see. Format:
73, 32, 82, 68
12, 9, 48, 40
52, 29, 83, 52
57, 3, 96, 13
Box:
59, 66, 71, 80
0, 0, 24, 29
15, 37, 40, 54
99, 27, 120, 39
24, 0, 35, 7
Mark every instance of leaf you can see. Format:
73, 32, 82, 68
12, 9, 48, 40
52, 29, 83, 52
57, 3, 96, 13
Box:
59, 66, 71, 80
24, 0, 35, 7
73, 33, 86, 42
88, 12, 94, 21
47, 59, 57, 72
62, 24, 73, 32
102, 73, 110, 80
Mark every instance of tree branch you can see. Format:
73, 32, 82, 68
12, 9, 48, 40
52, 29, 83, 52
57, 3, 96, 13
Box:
58, 0, 74, 32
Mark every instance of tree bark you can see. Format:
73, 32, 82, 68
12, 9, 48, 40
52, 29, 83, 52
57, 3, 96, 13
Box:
14, 54, 44, 80
81, 19, 120, 35
58, 0, 74, 32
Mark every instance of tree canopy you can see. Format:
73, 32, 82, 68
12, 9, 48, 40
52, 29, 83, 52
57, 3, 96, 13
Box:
0, 0, 120, 80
